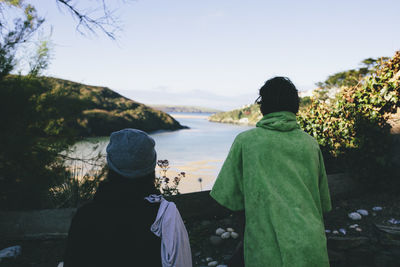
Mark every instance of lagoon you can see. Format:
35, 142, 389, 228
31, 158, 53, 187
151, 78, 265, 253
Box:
67, 113, 253, 193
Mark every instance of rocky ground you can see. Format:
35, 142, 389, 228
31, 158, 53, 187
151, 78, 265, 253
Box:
185, 191, 400, 267
1, 192, 399, 267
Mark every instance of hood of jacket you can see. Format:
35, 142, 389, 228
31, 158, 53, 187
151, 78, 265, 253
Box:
256, 111, 299, 132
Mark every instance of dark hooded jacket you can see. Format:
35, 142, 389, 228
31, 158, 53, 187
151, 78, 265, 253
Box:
64, 178, 161, 267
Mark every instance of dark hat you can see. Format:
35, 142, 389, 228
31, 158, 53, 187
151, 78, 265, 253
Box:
106, 129, 157, 178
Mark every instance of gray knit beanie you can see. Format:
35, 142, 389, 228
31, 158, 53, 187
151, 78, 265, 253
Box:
106, 128, 157, 179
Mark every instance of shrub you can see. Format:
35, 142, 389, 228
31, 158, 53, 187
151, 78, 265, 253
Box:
155, 159, 185, 196
299, 51, 400, 188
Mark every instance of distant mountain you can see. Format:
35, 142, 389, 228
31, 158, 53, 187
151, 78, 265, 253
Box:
44, 77, 186, 136
151, 105, 222, 113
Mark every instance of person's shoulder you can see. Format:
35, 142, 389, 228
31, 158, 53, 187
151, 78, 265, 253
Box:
296, 129, 320, 149
235, 128, 259, 142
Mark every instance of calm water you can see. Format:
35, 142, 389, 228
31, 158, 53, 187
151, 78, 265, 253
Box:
67, 113, 253, 191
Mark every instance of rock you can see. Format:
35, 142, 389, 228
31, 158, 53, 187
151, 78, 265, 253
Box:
226, 227, 234, 232
231, 232, 239, 239
0, 245, 22, 260
349, 224, 359, 229
356, 227, 362, 232
57, 263, 64, 267
216, 265, 228, 267
375, 224, 400, 235
339, 228, 347, 235
374, 224, 400, 246
216, 228, 226, 235
356, 209, 369, 216
348, 212, 362, 220
210, 235, 223, 246
333, 230, 339, 234
206, 257, 213, 262
388, 218, 400, 225
372, 206, 383, 211
325, 229, 331, 233
208, 261, 218, 266
221, 232, 231, 239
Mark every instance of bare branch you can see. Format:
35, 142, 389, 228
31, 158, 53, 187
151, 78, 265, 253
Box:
55, 0, 122, 40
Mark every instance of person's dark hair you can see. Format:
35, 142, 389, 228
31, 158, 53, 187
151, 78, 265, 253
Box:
107, 168, 158, 194
256, 76, 300, 115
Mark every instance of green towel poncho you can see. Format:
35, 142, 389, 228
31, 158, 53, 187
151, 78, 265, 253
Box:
210, 111, 331, 267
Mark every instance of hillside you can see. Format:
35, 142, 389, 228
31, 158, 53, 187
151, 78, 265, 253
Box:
208, 104, 261, 125
151, 105, 222, 113
209, 97, 312, 125
44, 77, 186, 136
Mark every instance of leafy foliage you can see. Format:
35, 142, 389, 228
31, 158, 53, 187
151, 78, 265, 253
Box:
0, 0, 167, 210
299, 51, 400, 187
50, 158, 107, 208
0, 75, 87, 209
313, 57, 389, 103
0, 0, 44, 78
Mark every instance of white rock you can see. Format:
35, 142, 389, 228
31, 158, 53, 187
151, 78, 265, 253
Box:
332, 230, 339, 234
356, 227, 362, 232
372, 206, 383, 211
349, 224, 359, 229
216, 265, 228, 267
208, 261, 218, 266
325, 229, 331, 233
206, 257, 213, 262
339, 228, 346, 235
356, 209, 369, 216
348, 212, 362, 220
57, 263, 64, 267
221, 232, 231, 239
0, 245, 21, 259
230, 232, 239, 239
215, 228, 226, 235
388, 218, 400, 225
226, 227, 234, 232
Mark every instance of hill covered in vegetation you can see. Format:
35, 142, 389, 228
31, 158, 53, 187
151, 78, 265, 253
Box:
0, 75, 186, 210
209, 97, 312, 125
43, 77, 186, 136
208, 104, 262, 125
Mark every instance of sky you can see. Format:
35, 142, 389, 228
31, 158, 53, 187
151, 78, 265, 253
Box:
22, 0, 400, 110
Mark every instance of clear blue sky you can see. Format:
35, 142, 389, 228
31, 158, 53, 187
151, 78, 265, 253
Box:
28, 0, 400, 110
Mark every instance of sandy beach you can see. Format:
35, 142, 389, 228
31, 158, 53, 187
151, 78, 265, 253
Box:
156, 159, 223, 194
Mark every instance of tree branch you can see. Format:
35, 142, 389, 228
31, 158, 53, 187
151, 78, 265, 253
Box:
55, 0, 122, 40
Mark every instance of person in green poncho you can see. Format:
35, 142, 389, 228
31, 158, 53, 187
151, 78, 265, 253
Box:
210, 77, 332, 267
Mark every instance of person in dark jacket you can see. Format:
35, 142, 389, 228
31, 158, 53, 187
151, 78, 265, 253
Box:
64, 129, 162, 267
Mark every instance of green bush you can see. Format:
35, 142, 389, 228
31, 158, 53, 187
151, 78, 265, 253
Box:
299, 51, 400, 188
0, 75, 86, 210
